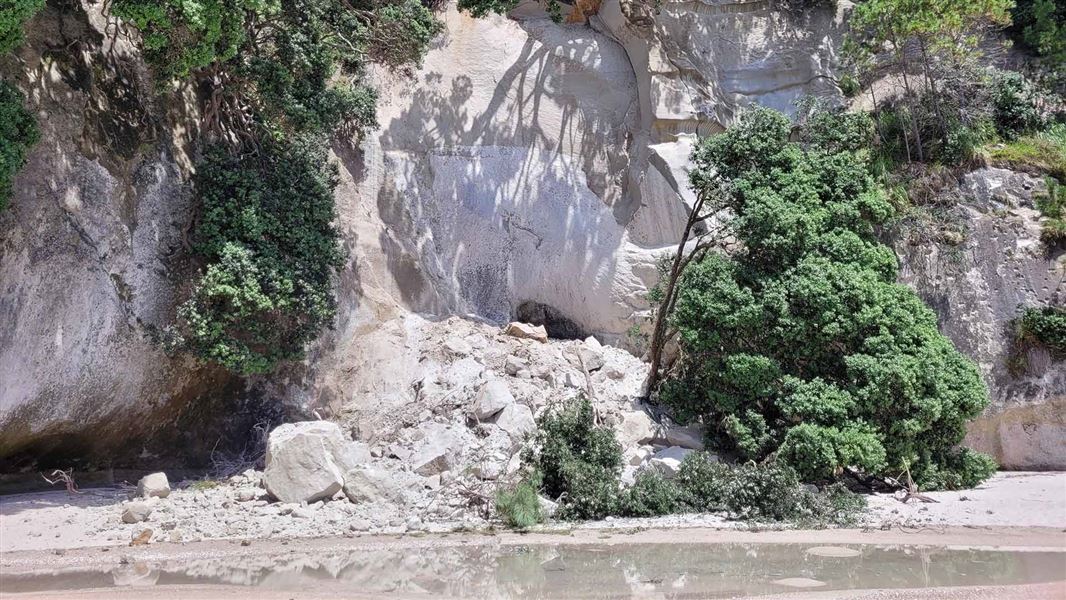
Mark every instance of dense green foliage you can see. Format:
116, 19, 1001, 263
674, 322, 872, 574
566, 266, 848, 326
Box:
516, 397, 865, 526
175, 139, 342, 374
659, 107, 996, 490
0, 81, 39, 211
525, 396, 623, 520
1018, 306, 1066, 358
0, 0, 43, 212
0, 0, 42, 54
1011, 0, 1065, 92
115, 0, 441, 374
111, 0, 252, 81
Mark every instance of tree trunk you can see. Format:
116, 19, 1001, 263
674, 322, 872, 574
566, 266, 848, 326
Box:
644, 191, 709, 397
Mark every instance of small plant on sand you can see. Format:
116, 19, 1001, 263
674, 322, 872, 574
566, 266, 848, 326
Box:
496, 474, 544, 529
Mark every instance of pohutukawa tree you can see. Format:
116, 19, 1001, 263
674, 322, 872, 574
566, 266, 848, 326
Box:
657, 106, 997, 490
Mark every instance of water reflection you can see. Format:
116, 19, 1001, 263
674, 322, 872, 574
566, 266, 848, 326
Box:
5, 543, 1065, 597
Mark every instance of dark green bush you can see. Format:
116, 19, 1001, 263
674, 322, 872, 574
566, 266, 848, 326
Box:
0, 81, 39, 211
660, 106, 995, 490
524, 396, 623, 520
989, 69, 1045, 138
674, 454, 864, 525
111, 0, 251, 81
116, 0, 442, 375
620, 470, 680, 517
0, 0, 42, 53
175, 138, 342, 374
1011, 0, 1065, 92
1019, 306, 1066, 358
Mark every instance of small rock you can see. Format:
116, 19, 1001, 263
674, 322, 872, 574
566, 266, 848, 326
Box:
572, 337, 605, 371
472, 462, 502, 481
664, 424, 705, 450
504, 355, 529, 376
615, 410, 660, 448
647, 446, 694, 479
291, 505, 317, 519
405, 515, 423, 531
563, 371, 584, 388
624, 446, 653, 466
137, 473, 170, 499
349, 519, 371, 532
494, 403, 535, 439
503, 322, 548, 343
603, 365, 625, 380
122, 501, 155, 524
470, 379, 514, 420
236, 489, 258, 502
343, 466, 413, 505
538, 496, 558, 518
443, 337, 472, 356
129, 529, 153, 546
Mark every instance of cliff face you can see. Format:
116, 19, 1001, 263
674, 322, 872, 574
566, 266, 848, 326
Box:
894, 168, 1065, 469
0, 0, 1061, 469
0, 0, 244, 466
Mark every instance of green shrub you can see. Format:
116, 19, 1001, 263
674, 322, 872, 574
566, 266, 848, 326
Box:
989, 69, 1046, 138
111, 0, 254, 81
619, 470, 680, 517
174, 138, 342, 374
674, 454, 865, 526
524, 396, 622, 520
1011, 0, 1065, 92
1035, 176, 1066, 246
0, 81, 39, 211
0, 0, 42, 53
1019, 306, 1066, 358
496, 474, 544, 529
521, 400, 865, 525
661, 106, 995, 490
838, 73, 860, 98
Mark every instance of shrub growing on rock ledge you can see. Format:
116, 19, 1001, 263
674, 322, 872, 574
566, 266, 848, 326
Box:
175, 139, 342, 374
0, 81, 39, 211
659, 106, 996, 490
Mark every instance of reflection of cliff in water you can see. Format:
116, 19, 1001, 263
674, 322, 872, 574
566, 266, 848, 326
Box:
4, 543, 1065, 597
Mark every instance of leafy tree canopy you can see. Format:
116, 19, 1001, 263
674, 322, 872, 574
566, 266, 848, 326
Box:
0, 81, 39, 211
660, 106, 996, 490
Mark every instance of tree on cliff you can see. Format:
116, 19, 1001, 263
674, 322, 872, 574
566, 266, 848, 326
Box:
657, 106, 996, 490
112, 0, 441, 374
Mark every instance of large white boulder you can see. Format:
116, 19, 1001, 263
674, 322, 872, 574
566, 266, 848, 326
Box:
262, 421, 363, 504
137, 472, 170, 499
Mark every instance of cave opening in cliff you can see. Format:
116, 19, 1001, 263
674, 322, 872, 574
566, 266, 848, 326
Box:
515, 301, 589, 340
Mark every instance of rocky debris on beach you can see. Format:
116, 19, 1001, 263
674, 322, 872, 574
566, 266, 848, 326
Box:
85, 317, 687, 543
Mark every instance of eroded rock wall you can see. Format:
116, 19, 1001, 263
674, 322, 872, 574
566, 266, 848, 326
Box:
894, 168, 1066, 469
0, 0, 241, 466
